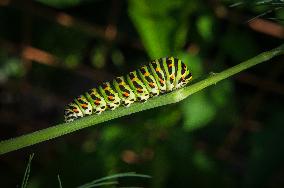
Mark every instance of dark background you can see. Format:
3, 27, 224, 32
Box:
0, 0, 283, 187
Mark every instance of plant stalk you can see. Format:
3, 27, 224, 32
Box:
0, 44, 283, 155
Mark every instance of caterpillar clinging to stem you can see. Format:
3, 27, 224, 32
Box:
64, 57, 192, 122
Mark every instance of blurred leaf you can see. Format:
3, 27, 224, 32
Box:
180, 53, 233, 131
101, 125, 124, 142
0, 57, 25, 83
21, 154, 34, 188
146, 107, 182, 129
210, 80, 234, 108
193, 151, 215, 172
78, 172, 150, 188
179, 53, 215, 131
182, 79, 233, 131
57, 175, 63, 188
182, 91, 216, 131
91, 45, 107, 69
197, 15, 214, 41
128, 0, 198, 58
65, 54, 80, 68
111, 50, 125, 67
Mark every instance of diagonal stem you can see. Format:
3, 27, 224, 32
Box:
0, 44, 283, 155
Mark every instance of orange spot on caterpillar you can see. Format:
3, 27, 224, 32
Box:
155, 68, 160, 72
123, 92, 130, 97
108, 96, 114, 100
144, 72, 150, 76
81, 104, 88, 108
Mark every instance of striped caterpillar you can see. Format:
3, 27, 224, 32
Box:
64, 57, 192, 122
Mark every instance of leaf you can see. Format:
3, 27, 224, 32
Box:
78, 172, 151, 188
21, 153, 34, 188
128, 0, 198, 58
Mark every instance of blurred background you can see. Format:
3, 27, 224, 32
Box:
0, 0, 284, 187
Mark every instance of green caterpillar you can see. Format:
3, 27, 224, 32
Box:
64, 57, 192, 122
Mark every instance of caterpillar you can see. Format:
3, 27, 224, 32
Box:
64, 57, 192, 122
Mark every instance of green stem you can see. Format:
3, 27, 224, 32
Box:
1, 44, 283, 155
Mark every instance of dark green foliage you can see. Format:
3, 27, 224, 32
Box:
0, 0, 283, 188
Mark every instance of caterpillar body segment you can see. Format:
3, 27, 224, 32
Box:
86, 88, 107, 114
138, 65, 160, 97
99, 82, 121, 110
64, 57, 192, 122
64, 102, 83, 122
162, 57, 176, 91
74, 95, 93, 117
126, 71, 150, 102
113, 76, 136, 107
149, 59, 167, 93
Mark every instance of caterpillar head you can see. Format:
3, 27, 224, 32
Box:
181, 71, 192, 87
175, 61, 192, 89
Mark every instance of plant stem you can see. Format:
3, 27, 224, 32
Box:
0, 44, 283, 155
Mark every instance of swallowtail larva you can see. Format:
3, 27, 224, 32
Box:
64, 57, 192, 122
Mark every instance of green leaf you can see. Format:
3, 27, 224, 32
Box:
21, 153, 34, 188
182, 91, 216, 131
78, 172, 151, 188
128, 0, 197, 58
57, 174, 63, 188
197, 15, 214, 41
